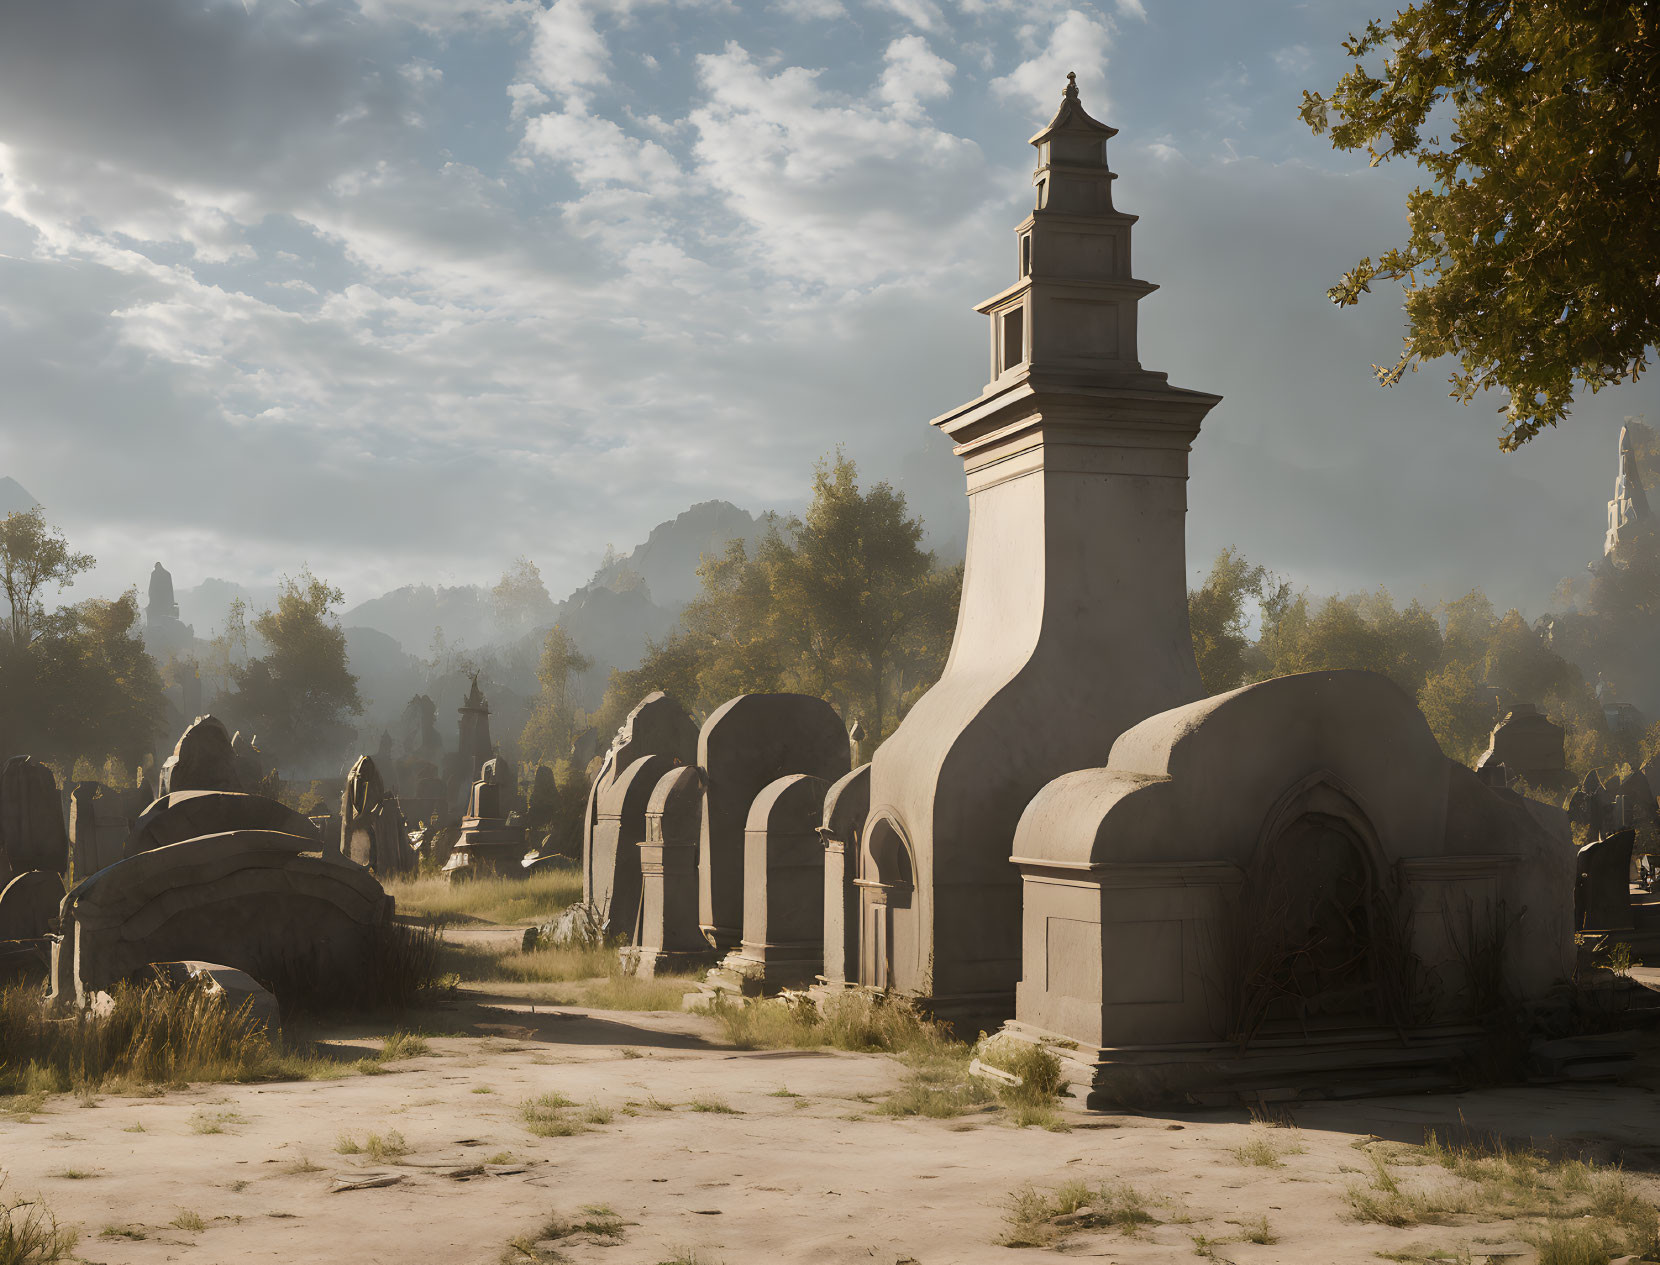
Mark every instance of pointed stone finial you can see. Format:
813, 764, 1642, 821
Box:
1064, 71, 1078, 99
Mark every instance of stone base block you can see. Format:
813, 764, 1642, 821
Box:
704, 944, 820, 997
992, 1019, 1496, 1109
898, 988, 1015, 1042
618, 944, 718, 978
442, 827, 527, 881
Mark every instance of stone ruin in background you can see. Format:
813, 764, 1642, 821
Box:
1, 713, 401, 1014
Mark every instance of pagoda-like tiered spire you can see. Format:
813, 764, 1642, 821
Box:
971, 73, 1156, 389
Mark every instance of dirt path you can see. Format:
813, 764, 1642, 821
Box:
5, 995, 1660, 1264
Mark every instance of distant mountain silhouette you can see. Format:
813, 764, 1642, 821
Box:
0, 477, 41, 518
587, 500, 763, 609
341, 583, 495, 655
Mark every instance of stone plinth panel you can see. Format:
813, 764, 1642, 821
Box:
711, 773, 830, 994
697, 694, 849, 953
591, 753, 680, 941
629, 764, 715, 977
818, 763, 870, 988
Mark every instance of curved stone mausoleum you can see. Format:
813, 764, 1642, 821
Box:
1004, 670, 1574, 1105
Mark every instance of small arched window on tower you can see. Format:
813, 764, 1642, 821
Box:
1001, 305, 1025, 373
1020, 233, 1032, 278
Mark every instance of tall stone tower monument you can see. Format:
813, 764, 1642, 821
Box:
859, 76, 1222, 1031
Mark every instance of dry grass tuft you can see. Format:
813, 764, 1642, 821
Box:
520, 1092, 588, 1137
1000, 1179, 1156, 1248
500, 1205, 624, 1262
0, 1181, 78, 1264
1350, 1129, 1660, 1258
385, 872, 580, 927
378, 1033, 432, 1062
699, 990, 951, 1055
0, 978, 312, 1096
168, 1210, 206, 1233
189, 1109, 244, 1135
1231, 1127, 1304, 1168
688, 1095, 739, 1115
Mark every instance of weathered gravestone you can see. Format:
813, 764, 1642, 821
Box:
627, 764, 714, 977
817, 763, 871, 990
0, 869, 65, 940
592, 753, 680, 941
1473, 704, 1567, 790
342, 755, 413, 876
697, 694, 849, 953
709, 772, 832, 994
1577, 828, 1636, 931
443, 758, 526, 880
70, 782, 137, 879
230, 731, 266, 790
1618, 766, 1660, 838
582, 693, 698, 907
1, 755, 69, 876
159, 715, 242, 797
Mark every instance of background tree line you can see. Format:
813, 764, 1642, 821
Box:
0, 508, 163, 784
0, 505, 363, 791
512, 453, 961, 851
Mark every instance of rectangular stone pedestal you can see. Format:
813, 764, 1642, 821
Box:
620, 944, 717, 978
703, 941, 821, 997
993, 1018, 1491, 1109
442, 820, 526, 881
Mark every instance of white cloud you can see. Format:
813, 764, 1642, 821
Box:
1115, 0, 1147, 19
867, 0, 943, 30
1270, 43, 1313, 76
521, 107, 684, 188
879, 35, 954, 115
990, 10, 1113, 119
528, 0, 614, 104
353, 0, 532, 29
775, 0, 846, 17
688, 43, 996, 288
507, 81, 551, 118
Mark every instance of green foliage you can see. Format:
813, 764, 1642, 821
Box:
594, 452, 960, 742
0, 587, 166, 773
519, 626, 593, 765
1187, 548, 1287, 693
1300, 3, 1658, 448
1195, 543, 1620, 773
0, 508, 94, 648
216, 566, 361, 768
491, 556, 556, 636
0, 510, 164, 773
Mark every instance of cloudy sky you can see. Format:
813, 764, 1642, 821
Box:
0, 0, 1650, 633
